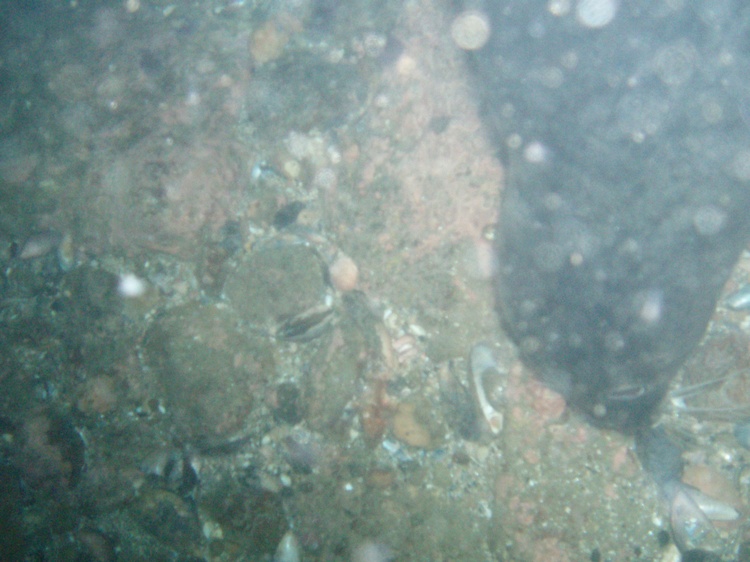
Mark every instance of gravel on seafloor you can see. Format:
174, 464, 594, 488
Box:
0, 1, 747, 561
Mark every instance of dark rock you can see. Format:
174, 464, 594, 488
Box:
635, 425, 683, 487
131, 489, 202, 551
274, 382, 304, 425
0, 464, 27, 561
203, 484, 287, 556
273, 201, 306, 229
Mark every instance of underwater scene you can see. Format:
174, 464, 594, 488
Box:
1, 0, 749, 560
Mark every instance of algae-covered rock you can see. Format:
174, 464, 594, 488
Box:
143, 302, 274, 443
223, 243, 328, 330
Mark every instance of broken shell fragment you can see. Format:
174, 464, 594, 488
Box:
57, 232, 76, 271
665, 480, 735, 554
139, 449, 201, 495
18, 229, 63, 260
469, 344, 505, 434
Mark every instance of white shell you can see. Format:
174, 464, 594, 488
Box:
275, 531, 301, 562
470, 344, 505, 434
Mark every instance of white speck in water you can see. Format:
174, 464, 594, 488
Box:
524, 141, 549, 164
118, 273, 147, 298
576, 0, 618, 29
638, 289, 663, 324
451, 10, 491, 51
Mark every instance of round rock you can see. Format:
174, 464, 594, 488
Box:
224, 243, 328, 329
143, 302, 274, 443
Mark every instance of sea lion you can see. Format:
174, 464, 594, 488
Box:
463, 1, 750, 430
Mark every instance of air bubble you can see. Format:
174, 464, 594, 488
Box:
653, 40, 697, 86
451, 10, 491, 51
692, 205, 726, 236
524, 141, 549, 164
576, 0, 618, 29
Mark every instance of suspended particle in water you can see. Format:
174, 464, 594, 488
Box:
451, 10, 491, 51
576, 0, 618, 29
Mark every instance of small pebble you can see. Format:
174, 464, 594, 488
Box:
392, 403, 431, 448
366, 468, 395, 489
273, 382, 303, 425
329, 252, 358, 292
250, 21, 288, 65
